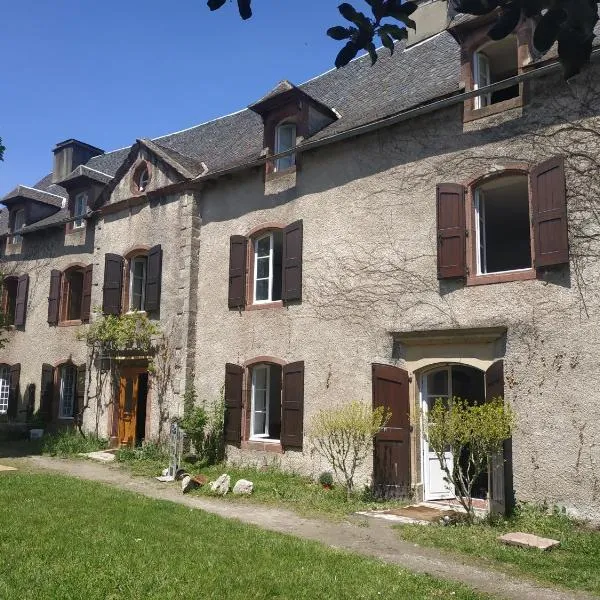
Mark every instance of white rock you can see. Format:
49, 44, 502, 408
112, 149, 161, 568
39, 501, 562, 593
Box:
181, 475, 198, 494
233, 479, 254, 495
498, 532, 560, 551
210, 474, 231, 495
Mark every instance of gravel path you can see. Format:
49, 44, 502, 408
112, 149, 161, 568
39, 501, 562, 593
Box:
6, 455, 595, 600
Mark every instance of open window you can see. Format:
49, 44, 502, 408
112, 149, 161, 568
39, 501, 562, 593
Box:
1, 277, 18, 325
129, 256, 148, 311
48, 265, 92, 325
62, 267, 85, 321
274, 123, 296, 172
249, 363, 283, 441
10, 209, 25, 244
253, 231, 283, 304
73, 192, 88, 228
474, 175, 531, 275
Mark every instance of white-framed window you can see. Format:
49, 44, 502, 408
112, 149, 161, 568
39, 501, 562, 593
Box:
251, 364, 270, 439
253, 232, 283, 304
473, 51, 491, 110
0, 366, 10, 415
129, 256, 147, 311
73, 193, 88, 228
474, 175, 531, 275
11, 209, 25, 244
59, 365, 76, 419
274, 123, 296, 172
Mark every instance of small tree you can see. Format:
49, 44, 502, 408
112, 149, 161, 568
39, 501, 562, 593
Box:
424, 397, 513, 522
310, 400, 391, 499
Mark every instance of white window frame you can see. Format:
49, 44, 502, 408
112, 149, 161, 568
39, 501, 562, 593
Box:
274, 123, 296, 172
11, 209, 25, 244
250, 364, 271, 440
0, 366, 10, 415
129, 256, 147, 312
138, 167, 150, 192
473, 51, 491, 110
58, 365, 76, 419
73, 192, 88, 229
253, 233, 274, 304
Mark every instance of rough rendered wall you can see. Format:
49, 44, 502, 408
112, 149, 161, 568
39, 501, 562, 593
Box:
194, 68, 600, 520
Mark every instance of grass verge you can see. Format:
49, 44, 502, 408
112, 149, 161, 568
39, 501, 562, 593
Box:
0, 472, 487, 600
395, 504, 600, 595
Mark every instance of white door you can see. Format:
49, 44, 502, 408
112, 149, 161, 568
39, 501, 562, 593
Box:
421, 367, 456, 501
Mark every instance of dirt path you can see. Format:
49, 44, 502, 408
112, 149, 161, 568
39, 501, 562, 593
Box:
6, 455, 595, 600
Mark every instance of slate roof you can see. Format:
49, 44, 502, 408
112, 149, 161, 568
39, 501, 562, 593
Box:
57, 164, 113, 186
2, 184, 65, 207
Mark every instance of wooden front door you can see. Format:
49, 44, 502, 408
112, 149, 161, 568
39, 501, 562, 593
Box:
372, 363, 411, 498
118, 368, 146, 446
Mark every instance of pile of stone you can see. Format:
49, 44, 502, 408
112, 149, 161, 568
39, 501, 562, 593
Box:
177, 471, 253, 496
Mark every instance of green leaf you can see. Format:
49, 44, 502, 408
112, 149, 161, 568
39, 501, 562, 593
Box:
207, 0, 227, 11
335, 40, 360, 68
327, 26, 353, 40
366, 41, 378, 65
378, 23, 407, 42
379, 31, 395, 55
237, 0, 252, 19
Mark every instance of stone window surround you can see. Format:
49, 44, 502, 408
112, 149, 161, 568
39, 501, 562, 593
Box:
58, 263, 88, 326
130, 160, 153, 196
240, 356, 287, 453
66, 188, 89, 234
263, 104, 305, 179
463, 163, 537, 286
122, 245, 152, 313
51, 359, 78, 421
457, 16, 533, 123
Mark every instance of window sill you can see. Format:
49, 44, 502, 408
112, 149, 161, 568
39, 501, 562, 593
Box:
265, 165, 296, 182
467, 268, 536, 286
246, 300, 284, 311
241, 440, 283, 453
464, 94, 523, 123
58, 319, 83, 327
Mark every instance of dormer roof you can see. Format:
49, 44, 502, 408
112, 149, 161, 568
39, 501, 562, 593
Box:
55, 164, 113, 189
1, 184, 65, 207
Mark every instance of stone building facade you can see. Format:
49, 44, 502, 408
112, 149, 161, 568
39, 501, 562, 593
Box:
2, 2, 599, 520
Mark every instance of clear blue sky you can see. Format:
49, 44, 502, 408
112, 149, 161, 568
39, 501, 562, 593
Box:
0, 0, 349, 195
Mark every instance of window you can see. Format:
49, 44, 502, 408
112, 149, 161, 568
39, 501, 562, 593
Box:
473, 36, 519, 110
73, 193, 87, 228
129, 256, 147, 311
11, 209, 25, 244
274, 123, 296, 172
63, 268, 85, 321
0, 366, 9, 415
1, 277, 18, 325
135, 165, 150, 192
250, 363, 282, 441
58, 365, 76, 419
253, 232, 283, 304
474, 175, 531, 275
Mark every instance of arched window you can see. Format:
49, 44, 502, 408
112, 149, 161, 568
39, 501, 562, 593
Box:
62, 267, 85, 321
253, 231, 283, 304
133, 163, 151, 193
249, 362, 282, 441
73, 192, 88, 228
1, 277, 18, 325
473, 174, 530, 275
0, 364, 10, 415
274, 123, 296, 172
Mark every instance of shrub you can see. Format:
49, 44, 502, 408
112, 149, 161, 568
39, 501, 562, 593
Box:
178, 406, 208, 455
203, 391, 226, 465
318, 471, 334, 487
42, 430, 108, 457
115, 441, 169, 463
309, 401, 391, 499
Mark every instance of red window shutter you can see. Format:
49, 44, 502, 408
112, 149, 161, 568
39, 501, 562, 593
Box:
47, 270, 62, 325
436, 183, 466, 279
81, 265, 93, 323
7, 363, 20, 419
281, 361, 304, 449
75, 364, 86, 425
14, 274, 29, 327
282, 220, 303, 302
224, 363, 244, 444
228, 236, 247, 309
145, 245, 163, 312
41, 364, 55, 420
372, 363, 410, 497
102, 253, 124, 315
531, 156, 569, 268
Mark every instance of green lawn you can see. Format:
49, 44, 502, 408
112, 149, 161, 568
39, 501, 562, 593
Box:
396, 505, 600, 595
0, 472, 487, 600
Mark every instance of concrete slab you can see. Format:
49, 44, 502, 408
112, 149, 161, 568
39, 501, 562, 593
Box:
0, 464, 17, 471
81, 451, 116, 463
498, 532, 560, 551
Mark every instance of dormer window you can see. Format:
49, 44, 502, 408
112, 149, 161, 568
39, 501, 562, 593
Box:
73, 192, 87, 228
10, 209, 25, 244
274, 123, 296, 172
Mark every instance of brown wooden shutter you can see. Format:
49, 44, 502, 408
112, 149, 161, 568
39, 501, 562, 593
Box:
372, 363, 411, 498
81, 264, 93, 323
14, 274, 29, 327
228, 236, 247, 308
7, 363, 20, 419
224, 363, 243, 444
281, 361, 304, 449
145, 245, 163, 312
531, 156, 569, 268
102, 253, 124, 315
75, 364, 86, 425
47, 270, 62, 325
282, 220, 303, 301
41, 364, 55, 420
436, 183, 466, 279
